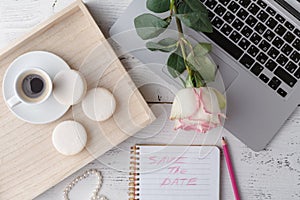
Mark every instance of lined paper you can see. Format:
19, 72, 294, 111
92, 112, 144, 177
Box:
136, 145, 220, 200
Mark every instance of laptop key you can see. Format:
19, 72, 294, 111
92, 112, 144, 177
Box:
257, 52, 268, 64
255, 22, 266, 34
223, 11, 235, 24
237, 8, 249, 20
241, 25, 253, 38
250, 63, 264, 76
292, 39, 300, 51
240, 54, 255, 69
275, 14, 285, 23
283, 32, 296, 43
208, 10, 215, 20
274, 67, 297, 87
238, 38, 251, 50
257, 10, 269, 22
250, 33, 262, 45
221, 23, 233, 36
281, 44, 293, 56
276, 54, 289, 66
268, 76, 281, 90
247, 45, 259, 57
274, 24, 287, 36
219, 0, 230, 6
245, 15, 258, 27
229, 31, 242, 43
285, 61, 298, 73
257, 0, 267, 8
267, 47, 280, 59
205, 0, 218, 9
259, 73, 270, 83
232, 18, 244, 30
266, 6, 276, 16
258, 40, 271, 51
265, 59, 277, 71
284, 21, 295, 31
294, 68, 300, 79
239, 0, 251, 8
272, 37, 284, 49
212, 16, 224, 29
215, 4, 226, 17
266, 17, 278, 29
294, 29, 300, 37
248, 3, 260, 15
263, 29, 275, 41
228, 1, 240, 13
204, 28, 243, 60
290, 51, 300, 63
277, 88, 287, 97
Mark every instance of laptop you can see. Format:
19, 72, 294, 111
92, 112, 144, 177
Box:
109, 0, 300, 151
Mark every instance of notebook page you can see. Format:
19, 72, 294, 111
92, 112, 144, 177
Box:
136, 145, 220, 200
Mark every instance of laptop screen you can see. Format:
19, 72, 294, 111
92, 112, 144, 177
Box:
275, 0, 300, 20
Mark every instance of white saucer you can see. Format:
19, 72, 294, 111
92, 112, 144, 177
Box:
2, 51, 71, 124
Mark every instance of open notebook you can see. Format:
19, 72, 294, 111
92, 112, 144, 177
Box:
129, 145, 220, 200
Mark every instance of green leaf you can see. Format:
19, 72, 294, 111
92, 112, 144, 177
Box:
146, 0, 170, 13
176, 0, 213, 33
187, 53, 216, 82
167, 50, 185, 78
193, 43, 212, 56
146, 38, 178, 52
134, 14, 170, 40
192, 70, 205, 88
212, 88, 226, 109
185, 75, 195, 88
183, 0, 207, 11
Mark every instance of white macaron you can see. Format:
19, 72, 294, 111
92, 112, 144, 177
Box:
53, 70, 87, 105
82, 87, 116, 122
52, 120, 87, 156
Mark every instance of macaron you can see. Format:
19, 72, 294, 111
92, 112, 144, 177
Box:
52, 120, 87, 156
53, 70, 87, 105
82, 87, 116, 122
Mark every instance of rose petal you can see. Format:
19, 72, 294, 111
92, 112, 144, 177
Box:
170, 87, 226, 133
189, 87, 223, 124
170, 88, 199, 120
174, 118, 218, 133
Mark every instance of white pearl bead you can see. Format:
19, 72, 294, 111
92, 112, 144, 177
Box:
63, 169, 107, 200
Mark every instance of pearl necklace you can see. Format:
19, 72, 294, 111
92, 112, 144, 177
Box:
63, 169, 109, 200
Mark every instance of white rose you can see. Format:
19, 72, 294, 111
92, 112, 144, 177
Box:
170, 87, 226, 133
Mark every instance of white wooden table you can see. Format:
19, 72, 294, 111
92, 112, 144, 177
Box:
1, 0, 300, 199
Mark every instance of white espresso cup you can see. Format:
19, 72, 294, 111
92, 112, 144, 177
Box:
7, 68, 53, 108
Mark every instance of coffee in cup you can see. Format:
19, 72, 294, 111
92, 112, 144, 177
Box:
7, 68, 53, 108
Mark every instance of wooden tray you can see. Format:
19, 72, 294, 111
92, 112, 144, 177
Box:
0, 1, 155, 199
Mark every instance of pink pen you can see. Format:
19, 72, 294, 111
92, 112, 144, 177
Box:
222, 137, 241, 200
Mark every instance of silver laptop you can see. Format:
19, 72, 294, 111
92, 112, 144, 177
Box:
109, 0, 300, 151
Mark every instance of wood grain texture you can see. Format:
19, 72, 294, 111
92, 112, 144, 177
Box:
0, 1, 154, 199
0, 0, 299, 200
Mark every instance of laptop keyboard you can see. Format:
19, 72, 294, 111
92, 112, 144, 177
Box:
200, 0, 300, 98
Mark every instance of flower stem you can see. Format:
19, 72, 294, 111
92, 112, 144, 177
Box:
173, 3, 192, 77
172, 1, 206, 88
170, 0, 174, 15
